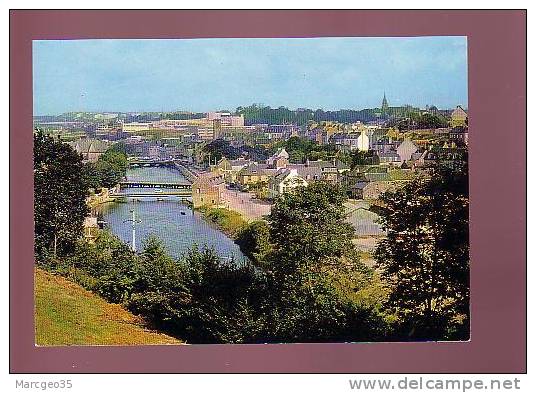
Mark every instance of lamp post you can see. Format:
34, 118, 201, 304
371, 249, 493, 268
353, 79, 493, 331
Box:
124, 209, 141, 252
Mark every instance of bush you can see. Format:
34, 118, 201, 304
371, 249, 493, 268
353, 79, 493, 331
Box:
267, 276, 387, 343
200, 207, 247, 238
40, 217, 390, 343
235, 220, 272, 265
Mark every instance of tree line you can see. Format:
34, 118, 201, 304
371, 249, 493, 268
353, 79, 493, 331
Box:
236, 105, 379, 126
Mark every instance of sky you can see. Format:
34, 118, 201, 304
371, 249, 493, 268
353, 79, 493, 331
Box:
33, 37, 467, 115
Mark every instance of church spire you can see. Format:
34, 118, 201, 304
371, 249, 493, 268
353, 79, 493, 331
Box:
382, 92, 389, 111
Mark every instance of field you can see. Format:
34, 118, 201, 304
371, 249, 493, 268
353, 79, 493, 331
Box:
34, 268, 182, 346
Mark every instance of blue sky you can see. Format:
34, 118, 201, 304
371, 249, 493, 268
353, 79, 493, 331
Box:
33, 37, 467, 115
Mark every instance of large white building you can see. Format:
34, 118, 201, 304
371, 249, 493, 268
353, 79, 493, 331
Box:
122, 122, 154, 133
207, 112, 245, 127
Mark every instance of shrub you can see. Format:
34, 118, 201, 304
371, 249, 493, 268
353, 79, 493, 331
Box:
235, 220, 272, 265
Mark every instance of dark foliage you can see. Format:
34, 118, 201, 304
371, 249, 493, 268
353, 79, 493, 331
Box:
235, 104, 377, 126
374, 150, 469, 340
202, 139, 269, 164
34, 130, 90, 260
85, 147, 128, 189
44, 181, 387, 344
235, 220, 272, 266
272, 136, 338, 163
349, 149, 380, 168
393, 112, 448, 130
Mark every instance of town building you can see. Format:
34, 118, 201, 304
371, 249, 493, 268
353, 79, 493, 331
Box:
450, 106, 468, 127
449, 126, 469, 145
83, 216, 99, 241
122, 122, 154, 133
268, 168, 308, 198
357, 129, 370, 151
267, 124, 301, 140
68, 138, 109, 162
303, 159, 350, 183
287, 164, 323, 182
215, 157, 251, 183
412, 150, 438, 168
191, 172, 225, 208
364, 166, 390, 182
381, 92, 389, 112
362, 181, 396, 200
396, 139, 419, 163
266, 148, 290, 168
207, 112, 245, 127
331, 133, 362, 152
236, 162, 270, 187
377, 151, 401, 165
345, 204, 385, 236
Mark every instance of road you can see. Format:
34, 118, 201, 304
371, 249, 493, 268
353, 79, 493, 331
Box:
220, 187, 272, 221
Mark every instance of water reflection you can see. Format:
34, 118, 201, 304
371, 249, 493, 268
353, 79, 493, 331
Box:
96, 166, 247, 262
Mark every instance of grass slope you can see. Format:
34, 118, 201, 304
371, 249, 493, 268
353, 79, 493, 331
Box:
34, 268, 182, 346
198, 206, 247, 238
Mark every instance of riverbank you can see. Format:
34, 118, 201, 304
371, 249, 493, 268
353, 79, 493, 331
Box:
87, 187, 116, 209
196, 205, 248, 239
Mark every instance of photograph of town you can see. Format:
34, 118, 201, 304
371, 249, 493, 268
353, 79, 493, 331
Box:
33, 37, 469, 345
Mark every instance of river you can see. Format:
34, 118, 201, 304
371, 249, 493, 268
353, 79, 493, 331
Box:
96, 166, 247, 262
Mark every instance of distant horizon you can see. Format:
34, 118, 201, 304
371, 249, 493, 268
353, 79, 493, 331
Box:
33, 37, 468, 116
33, 100, 466, 118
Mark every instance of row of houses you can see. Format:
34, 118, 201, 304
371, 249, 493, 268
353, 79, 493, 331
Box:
214, 148, 353, 195
203, 146, 427, 203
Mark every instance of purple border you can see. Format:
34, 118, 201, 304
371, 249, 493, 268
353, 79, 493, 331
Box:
10, 10, 527, 373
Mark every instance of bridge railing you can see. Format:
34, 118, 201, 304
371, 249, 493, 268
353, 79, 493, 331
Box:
119, 181, 192, 190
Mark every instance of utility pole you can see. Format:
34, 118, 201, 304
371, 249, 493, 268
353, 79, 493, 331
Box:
124, 209, 141, 252
131, 209, 137, 252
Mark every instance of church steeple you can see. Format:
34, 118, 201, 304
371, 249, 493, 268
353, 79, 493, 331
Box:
381, 92, 389, 111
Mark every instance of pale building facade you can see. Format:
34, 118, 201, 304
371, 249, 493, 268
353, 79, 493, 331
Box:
268, 168, 308, 199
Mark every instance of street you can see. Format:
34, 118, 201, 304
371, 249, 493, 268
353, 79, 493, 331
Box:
220, 186, 272, 221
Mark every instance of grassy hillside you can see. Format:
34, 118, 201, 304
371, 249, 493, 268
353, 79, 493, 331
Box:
34, 268, 182, 346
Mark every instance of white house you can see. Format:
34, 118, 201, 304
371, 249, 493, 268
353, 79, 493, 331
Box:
268, 168, 308, 198
396, 139, 419, 163
357, 129, 370, 151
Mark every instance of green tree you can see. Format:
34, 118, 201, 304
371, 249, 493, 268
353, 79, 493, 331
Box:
263, 183, 387, 341
128, 244, 267, 343
374, 152, 469, 340
235, 220, 272, 265
419, 113, 448, 129
349, 149, 379, 168
93, 149, 128, 189
274, 136, 337, 164
268, 182, 361, 277
34, 130, 90, 260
